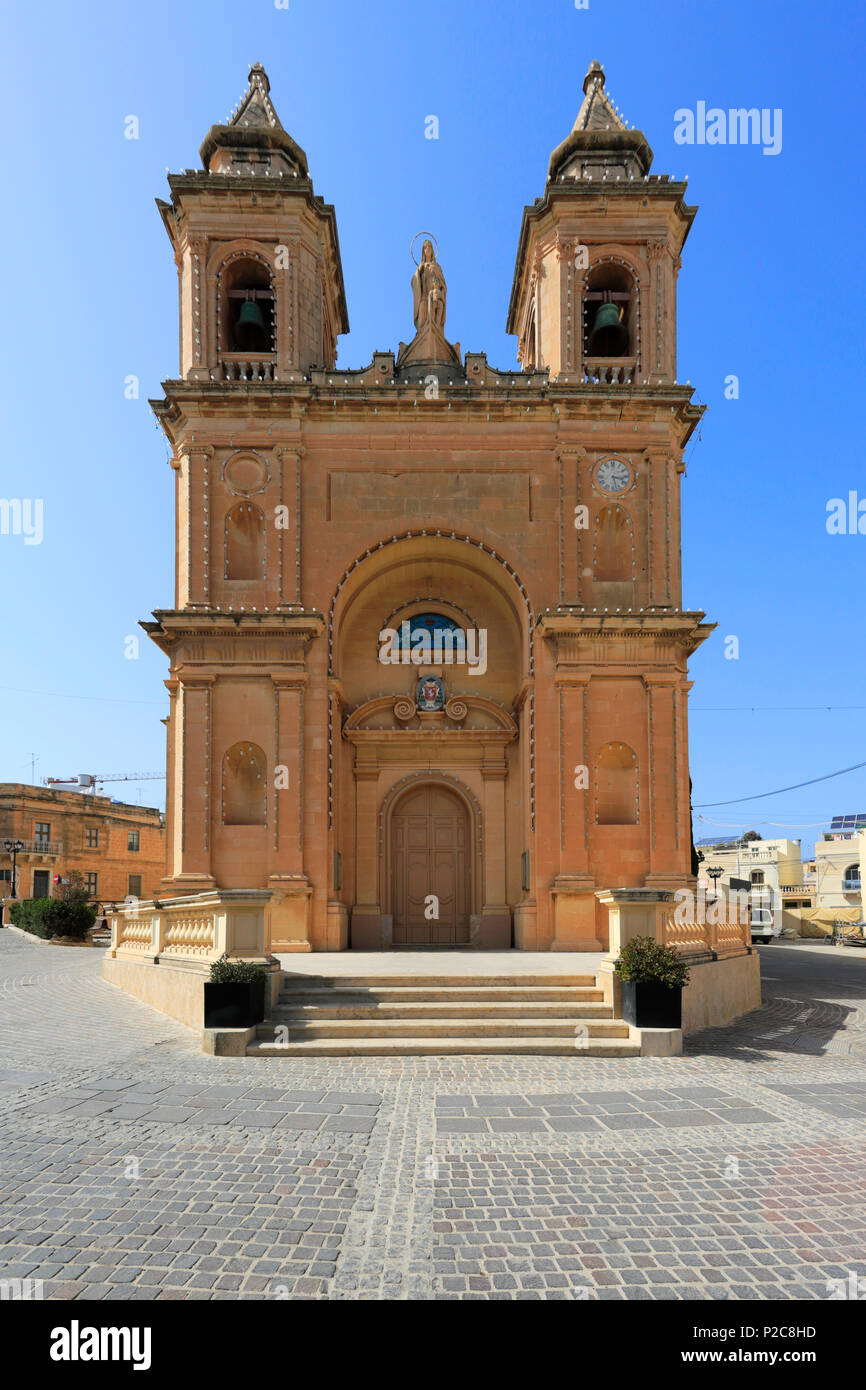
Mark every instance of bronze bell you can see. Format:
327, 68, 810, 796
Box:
588, 301, 628, 357
234, 298, 269, 351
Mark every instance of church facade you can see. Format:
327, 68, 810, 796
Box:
146, 61, 711, 955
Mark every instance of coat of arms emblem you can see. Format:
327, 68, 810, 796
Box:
416, 676, 445, 711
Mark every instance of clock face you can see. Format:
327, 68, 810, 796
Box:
595, 458, 632, 494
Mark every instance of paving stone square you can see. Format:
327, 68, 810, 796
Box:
2, 933, 866, 1300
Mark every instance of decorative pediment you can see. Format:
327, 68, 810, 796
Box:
343, 693, 517, 738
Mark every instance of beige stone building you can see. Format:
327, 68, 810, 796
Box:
696, 836, 807, 939
136, 60, 711, 957
814, 829, 863, 913
0, 784, 165, 911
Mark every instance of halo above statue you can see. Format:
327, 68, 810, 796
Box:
410, 231, 439, 266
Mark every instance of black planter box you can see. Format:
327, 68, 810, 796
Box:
204, 977, 266, 1029
620, 980, 682, 1029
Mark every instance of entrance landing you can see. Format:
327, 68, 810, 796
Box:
274, 950, 605, 978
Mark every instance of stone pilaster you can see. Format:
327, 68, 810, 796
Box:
350, 758, 384, 948
174, 444, 213, 609
276, 443, 305, 611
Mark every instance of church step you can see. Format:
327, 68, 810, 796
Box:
272, 1001, 613, 1021
277, 985, 604, 1004
279, 974, 599, 990
256, 1017, 631, 1040
247, 1035, 641, 1058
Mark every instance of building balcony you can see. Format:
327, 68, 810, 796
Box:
582, 357, 636, 385
3, 839, 63, 858
220, 353, 276, 382
842, 879, 861, 893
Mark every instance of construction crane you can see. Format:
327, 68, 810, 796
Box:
43, 773, 164, 794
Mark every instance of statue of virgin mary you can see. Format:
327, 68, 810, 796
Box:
411, 239, 447, 332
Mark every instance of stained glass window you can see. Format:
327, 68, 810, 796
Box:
391, 612, 463, 649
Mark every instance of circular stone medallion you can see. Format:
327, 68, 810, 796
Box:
223, 452, 269, 497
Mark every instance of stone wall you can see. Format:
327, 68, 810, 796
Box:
681, 951, 761, 1034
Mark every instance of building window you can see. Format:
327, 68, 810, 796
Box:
86, 873, 98, 896
127, 830, 140, 852
751, 870, 765, 886
386, 611, 465, 660
32, 870, 50, 898
34, 821, 50, 844
0, 869, 10, 884
128, 874, 142, 897
86, 827, 99, 848
843, 864, 860, 890
222, 742, 267, 826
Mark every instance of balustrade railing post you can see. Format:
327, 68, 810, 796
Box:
153, 908, 166, 957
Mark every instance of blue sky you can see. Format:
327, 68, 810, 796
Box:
0, 0, 863, 856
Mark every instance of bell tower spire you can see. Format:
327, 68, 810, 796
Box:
157, 62, 348, 383
507, 60, 693, 384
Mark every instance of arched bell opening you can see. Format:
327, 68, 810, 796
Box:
222, 256, 274, 354
583, 262, 635, 360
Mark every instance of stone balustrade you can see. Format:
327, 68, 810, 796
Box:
582, 357, 636, 385
220, 354, 275, 382
109, 889, 271, 966
661, 913, 750, 959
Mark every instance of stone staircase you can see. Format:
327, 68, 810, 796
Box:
247, 972, 640, 1057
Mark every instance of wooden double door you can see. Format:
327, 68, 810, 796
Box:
391, 785, 471, 945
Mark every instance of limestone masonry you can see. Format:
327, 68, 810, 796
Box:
145, 60, 711, 955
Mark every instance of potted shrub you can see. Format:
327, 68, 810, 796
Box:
614, 935, 690, 1028
204, 954, 267, 1028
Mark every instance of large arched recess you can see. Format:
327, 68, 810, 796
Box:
329, 531, 533, 707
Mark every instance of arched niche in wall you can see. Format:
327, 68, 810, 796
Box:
224, 501, 265, 580
596, 742, 638, 825
222, 742, 267, 826
593, 504, 634, 583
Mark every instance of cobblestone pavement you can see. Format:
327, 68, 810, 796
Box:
1, 932, 865, 1301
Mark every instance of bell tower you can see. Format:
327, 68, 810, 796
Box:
158, 62, 348, 386
509, 61, 711, 948
507, 59, 689, 388
145, 65, 348, 938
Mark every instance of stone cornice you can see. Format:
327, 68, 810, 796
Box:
150, 383, 705, 450
344, 728, 514, 748
539, 611, 715, 661
143, 611, 325, 656
507, 182, 698, 333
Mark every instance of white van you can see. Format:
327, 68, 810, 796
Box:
750, 905, 780, 943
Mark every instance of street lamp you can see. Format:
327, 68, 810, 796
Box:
707, 866, 724, 901
2, 838, 25, 923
